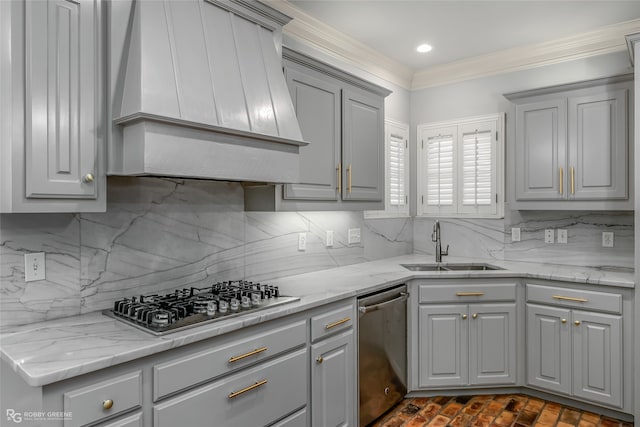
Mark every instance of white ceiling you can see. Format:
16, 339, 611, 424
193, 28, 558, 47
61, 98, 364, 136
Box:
285, 1, 640, 72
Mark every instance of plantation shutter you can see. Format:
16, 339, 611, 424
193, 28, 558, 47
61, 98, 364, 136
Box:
458, 120, 497, 215
426, 134, 455, 207
388, 133, 406, 206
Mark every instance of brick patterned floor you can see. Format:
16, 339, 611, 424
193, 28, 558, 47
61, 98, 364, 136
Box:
370, 395, 633, 427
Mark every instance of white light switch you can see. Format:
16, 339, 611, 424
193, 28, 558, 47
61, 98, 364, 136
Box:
544, 229, 554, 244
602, 232, 614, 248
557, 229, 568, 244
348, 228, 361, 244
24, 252, 45, 282
298, 233, 306, 251
326, 230, 334, 247
511, 228, 521, 242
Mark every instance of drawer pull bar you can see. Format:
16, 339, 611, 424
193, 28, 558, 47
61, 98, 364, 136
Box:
325, 317, 351, 330
228, 379, 268, 399
228, 347, 268, 363
552, 295, 588, 303
456, 292, 485, 297
102, 399, 114, 410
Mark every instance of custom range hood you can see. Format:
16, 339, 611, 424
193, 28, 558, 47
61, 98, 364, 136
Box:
108, 0, 307, 183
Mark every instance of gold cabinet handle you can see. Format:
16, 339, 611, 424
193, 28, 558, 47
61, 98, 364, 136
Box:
84, 173, 94, 183
462, 314, 468, 320
228, 347, 268, 363
472, 313, 478, 319
574, 320, 581, 326
228, 379, 268, 399
561, 318, 567, 324
456, 292, 485, 297
347, 164, 352, 193
316, 356, 324, 364
570, 167, 575, 195
559, 167, 563, 195
337, 163, 341, 194
552, 295, 588, 303
102, 399, 113, 410
325, 317, 351, 330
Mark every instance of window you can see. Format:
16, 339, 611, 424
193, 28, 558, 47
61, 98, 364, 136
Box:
365, 120, 409, 218
417, 113, 504, 218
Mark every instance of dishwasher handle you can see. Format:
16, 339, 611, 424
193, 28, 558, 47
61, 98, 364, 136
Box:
359, 292, 408, 314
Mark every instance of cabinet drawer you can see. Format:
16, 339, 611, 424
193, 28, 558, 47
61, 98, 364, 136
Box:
269, 407, 307, 427
311, 303, 355, 342
418, 282, 517, 303
63, 371, 141, 427
100, 412, 142, 427
153, 349, 308, 427
153, 320, 306, 400
526, 284, 621, 314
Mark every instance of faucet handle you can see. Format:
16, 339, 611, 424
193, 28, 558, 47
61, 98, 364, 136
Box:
431, 231, 437, 242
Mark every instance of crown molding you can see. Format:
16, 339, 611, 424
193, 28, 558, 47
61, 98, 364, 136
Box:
266, 2, 640, 91
266, 0, 414, 90
412, 18, 640, 90
626, 31, 640, 65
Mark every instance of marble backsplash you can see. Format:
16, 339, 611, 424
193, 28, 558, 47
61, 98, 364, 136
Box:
414, 209, 634, 270
1, 177, 634, 327
0, 177, 413, 327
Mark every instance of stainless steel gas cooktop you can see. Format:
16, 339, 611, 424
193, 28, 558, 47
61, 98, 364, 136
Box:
104, 280, 299, 336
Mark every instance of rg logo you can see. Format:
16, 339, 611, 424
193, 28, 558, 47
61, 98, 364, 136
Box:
6, 409, 22, 423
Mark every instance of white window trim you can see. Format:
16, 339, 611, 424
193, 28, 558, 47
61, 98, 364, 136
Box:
417, 113, 505, 219
365, 119, 410, 219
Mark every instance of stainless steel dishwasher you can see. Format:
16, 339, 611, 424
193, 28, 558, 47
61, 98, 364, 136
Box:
358, 284, 408, 426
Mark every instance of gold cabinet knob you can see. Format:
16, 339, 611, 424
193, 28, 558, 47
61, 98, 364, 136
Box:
462, 314, 468, 320
574, 320, 581, 326
316, 356, 323, 364
102, 399, 113, 410
472, 313, 478, 319
83, 173, 95, 183
561, 319, 567, 324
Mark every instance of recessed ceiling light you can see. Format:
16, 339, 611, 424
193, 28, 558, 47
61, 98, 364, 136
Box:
416, 44, 433, 53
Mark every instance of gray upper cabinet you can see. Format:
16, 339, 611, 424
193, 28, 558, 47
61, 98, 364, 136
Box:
283, 68, 341, 201
341, 88, 385, 201
244, 48, 391, 212
1, 0, 106, 212
506, 75, 633, 210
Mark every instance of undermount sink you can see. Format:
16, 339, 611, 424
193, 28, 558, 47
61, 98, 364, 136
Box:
400, 263, 504, 272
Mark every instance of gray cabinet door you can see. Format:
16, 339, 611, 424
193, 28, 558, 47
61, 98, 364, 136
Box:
25, 0, 99, 199
342, 88, 384, 201
572, 310, 623, 408
515, 99, 567, 201
526, 304, 571, 395
311, 329, 355, 427
469, 303, 516, 385
283, 68, 341, 201
568, 89, 628, 200
418, 305, 468, 388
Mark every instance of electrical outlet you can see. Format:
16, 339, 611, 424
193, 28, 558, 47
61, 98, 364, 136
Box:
544, 229, 554, 244
348, 228, 361, 244
557, 229, 568, 244
602, 232, 614, 248
511, 228, 521, 242
326, 230, 334, 247
24, 252, 45, 282
298, 233, 306, 251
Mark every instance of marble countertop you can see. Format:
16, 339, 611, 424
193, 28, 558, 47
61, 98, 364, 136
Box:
0, 255, 634, 387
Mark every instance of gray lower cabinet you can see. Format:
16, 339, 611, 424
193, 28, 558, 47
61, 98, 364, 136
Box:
526, 284, 624, 409
1, 0, 106, 213
310, 302, 356, 427
413, 281, 518, 390
506, 75, 632, 210
244, 47, 391, 211
418, 303, 516, 388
